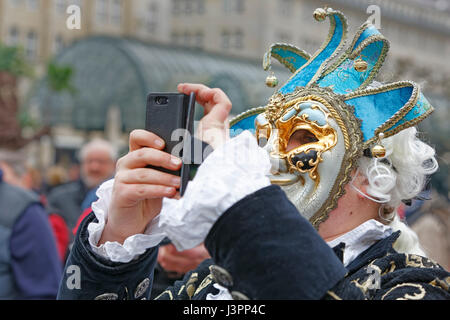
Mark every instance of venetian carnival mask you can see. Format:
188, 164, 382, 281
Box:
229, 7, 434, 228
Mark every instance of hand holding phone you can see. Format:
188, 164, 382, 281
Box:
98, 84, 232, 246
99, 129, 182, 245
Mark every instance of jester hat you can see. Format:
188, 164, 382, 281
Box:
229, 7, 434, 227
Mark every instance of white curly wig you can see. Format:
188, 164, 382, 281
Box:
357, 126, 438, 256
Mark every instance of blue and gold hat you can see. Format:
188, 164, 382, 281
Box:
229, 7, 435, 227
230, 7, 433, 152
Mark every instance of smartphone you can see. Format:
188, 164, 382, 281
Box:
145, 92, 196, 196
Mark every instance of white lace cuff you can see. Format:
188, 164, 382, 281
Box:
158, 131, 271, 251
87, 179, 167, 263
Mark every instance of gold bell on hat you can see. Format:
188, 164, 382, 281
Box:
354, 58, 368, 72
265, 72, 279, 88
313, 8, 327, 22
371, 145, 386, 158
371, 133, 386, 158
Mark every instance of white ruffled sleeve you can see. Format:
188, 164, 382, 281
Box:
158, 130, 271, 251
87, 179, 167, 263
87, 131, 271, 262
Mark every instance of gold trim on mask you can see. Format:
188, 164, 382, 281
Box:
264, 93, 350, 150
260, 86, 364, 229
267, 97, 338, 186
229, 106, 267, 128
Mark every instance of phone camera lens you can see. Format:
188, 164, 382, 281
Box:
155, 96, 168, 105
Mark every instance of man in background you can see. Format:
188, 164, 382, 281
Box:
48, 139, 117, 241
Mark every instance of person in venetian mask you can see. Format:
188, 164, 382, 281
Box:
58, 8, 449, 300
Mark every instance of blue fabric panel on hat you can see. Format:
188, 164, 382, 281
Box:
344, 85, 413, 141
387, 92, 433, 134
271, 46, 309, 71
351, 25, 380, 51
317, 41, 384, 94
230, 114, 259, 138
317, 24, 386, 95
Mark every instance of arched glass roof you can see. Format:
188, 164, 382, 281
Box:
27, 36, 290, 131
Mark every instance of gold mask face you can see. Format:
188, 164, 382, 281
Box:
256, 94, 338, 186
253, 86, 364, 228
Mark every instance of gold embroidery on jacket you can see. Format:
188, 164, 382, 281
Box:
186, 273, 199, 299
178, 285, 186, 296
326, 291, 342, 300
381, 283, 426, 300
405, 254, 438, 269
381, 261, 396, 276
155, 289, 174, 300
350, 262, 382, 295
194, 274, 214, 297
429, 276, 450, 291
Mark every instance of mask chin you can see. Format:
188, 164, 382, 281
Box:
268, 172, 303, 186
279, 174, 321, 222
278, 142, 350, 228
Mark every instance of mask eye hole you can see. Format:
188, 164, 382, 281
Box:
286, 129, 318, 152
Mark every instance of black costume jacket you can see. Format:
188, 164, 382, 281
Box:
57, 186, 450, 300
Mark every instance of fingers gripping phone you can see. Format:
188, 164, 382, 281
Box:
145, 92, 196, 196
